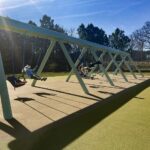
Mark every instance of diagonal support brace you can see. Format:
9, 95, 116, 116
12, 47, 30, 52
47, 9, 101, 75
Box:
66, 48, 87, 82
108, 52, 128, 82
59, 41, 89, 94
91, 50, 114, 86
32, 40, 56, 86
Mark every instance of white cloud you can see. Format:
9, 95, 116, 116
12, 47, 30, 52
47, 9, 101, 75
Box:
53, 0, 109, 8
55, 10, 106, 19
0, 0, 55, 10
106, 1, 143, 16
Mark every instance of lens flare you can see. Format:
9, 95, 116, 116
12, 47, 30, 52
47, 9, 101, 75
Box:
1, 17, 15, 46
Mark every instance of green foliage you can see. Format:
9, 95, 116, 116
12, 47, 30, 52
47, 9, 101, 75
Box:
28, 20, 37, 26
109, 28, 130, 50
0, 14, 149, 74
0, 14, 70, 74
40, 15, 54, 30
40, 14, 65, 33
39, 15, 70, 72
77, 23, 109, 64
77, 23, 109, 46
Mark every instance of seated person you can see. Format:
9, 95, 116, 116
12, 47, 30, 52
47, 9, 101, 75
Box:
7, 75, 26, 88
89, 60, 101, 68
78, 64, 86, 77
22, 65, 47, 81
77, 64, 94, 79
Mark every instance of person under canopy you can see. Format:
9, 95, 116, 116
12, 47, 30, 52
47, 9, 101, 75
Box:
7, 75, 26, 89
89, 60, 102, 68
22, 65, 47, 81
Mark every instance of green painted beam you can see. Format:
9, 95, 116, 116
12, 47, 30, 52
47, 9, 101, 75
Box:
102, 53, 118, 76
91, 50, 114, 86
0, 16, 128, 56
0, 53, 13, 119
114, 55, 137, 79
123, 57, 137, 79
88, 51, 106, 76
128, 55, 144, 77
32, 40, 56, 86
59, 41, 89, 94
113, 55, 125, 75
66, 48, 87, 82
108, 52, 128, 82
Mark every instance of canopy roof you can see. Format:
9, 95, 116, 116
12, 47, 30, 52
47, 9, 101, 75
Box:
0, 16, 128, 56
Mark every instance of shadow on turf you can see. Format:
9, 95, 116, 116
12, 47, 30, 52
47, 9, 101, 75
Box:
34, 86, 104, 101
34, 92, 56, 98
98, 90, 115, 95
0, 118, 30, 138
135, 96, 145, 100
70, 81, 125, 89
34, 92, 83, 109
14, 96, 66, 120
1, 79, 149, 150
14, 97, 35, 103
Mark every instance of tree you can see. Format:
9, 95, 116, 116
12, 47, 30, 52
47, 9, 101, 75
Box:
77, 24, 87, 40
142, 21, 150, 48
109, 28, 130, 50
67, 28, 76, 37
130, 29, 145, 52
77, 23, 109, 46
40, 15, 54, 30
28, 20, 37, 26
54, 24, 66, 33
77, 23, 109, 64
131, 21, 150, 51
39, 15, 70, 71
40, 14, 65, 33
0, 15, 71, 73
130, 21, 150, 60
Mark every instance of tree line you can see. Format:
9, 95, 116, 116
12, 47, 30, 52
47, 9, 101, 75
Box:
0, 14, 149, 74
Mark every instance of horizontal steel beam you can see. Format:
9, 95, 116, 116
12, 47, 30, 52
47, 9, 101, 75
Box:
0, 16, 128, 56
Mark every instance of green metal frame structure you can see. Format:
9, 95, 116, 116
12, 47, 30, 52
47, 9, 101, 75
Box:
66, 47, 143, 86
66, 49, 115, 86
0, 52, 13, 119
0, 16, 143, 119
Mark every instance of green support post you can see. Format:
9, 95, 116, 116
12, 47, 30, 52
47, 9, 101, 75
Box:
114, 55, 137, 79
102, 53, 118, 76
128, 55, 144, 77
91, 50, 114, 86
113, 54, 125, 75
0, 53, 13, 119
108, 52, 128, 82
88, 50, 106, 76
66, 48, 87, 82
32, 40, 56, 86
59, 41, 89, 94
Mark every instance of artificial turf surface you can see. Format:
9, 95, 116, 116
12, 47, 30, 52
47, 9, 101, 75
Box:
7, 78, 150, 150
23, 82, 150, 150
63, 86, 150, 150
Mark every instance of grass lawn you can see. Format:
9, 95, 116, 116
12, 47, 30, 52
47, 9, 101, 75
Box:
41, 71, 150, 77
63, 86, 150, 150
27, 83, 150, 150
6, 72, 150, 150
35, 71, 150, 78
40, 72, 69, 77
8, 71, 150, 79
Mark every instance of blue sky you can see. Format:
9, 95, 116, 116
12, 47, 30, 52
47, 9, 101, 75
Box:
0, 0, 150, 35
